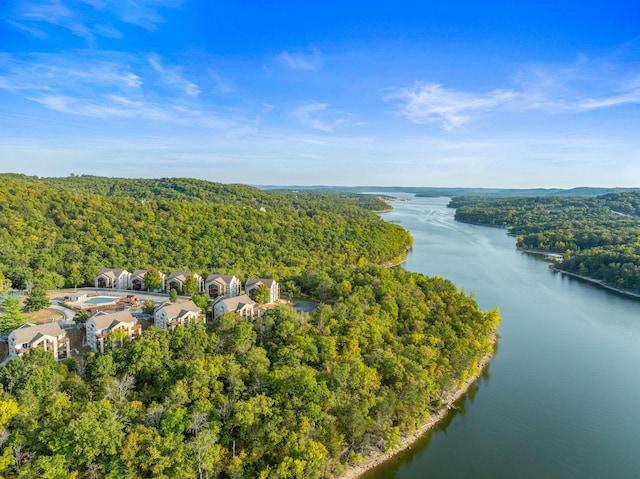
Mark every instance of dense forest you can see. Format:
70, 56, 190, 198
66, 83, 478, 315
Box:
451, 192, 640, 294
0, 175, 500, 478
0, 174, 408, 291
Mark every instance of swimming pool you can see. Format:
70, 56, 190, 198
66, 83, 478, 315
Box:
83, 296, 118, 305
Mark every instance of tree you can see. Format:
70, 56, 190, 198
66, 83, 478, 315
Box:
68, 265, 83, 289
0, 272, 11, 295
24, 287, 50, 312
253, 284, 270, 304
169, 289, 178, 303
74, 309, 90, 324
0, 296, 24, 334
64, 400, 125, 469
144, 268, 163, 291
142, 300, 156, 315
107, 328, 129, 350
183, 275, 200, 295
192, 293, 211, 316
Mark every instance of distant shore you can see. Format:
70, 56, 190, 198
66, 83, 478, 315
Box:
337, 339, 497, 479
550, 268, 640, 299
516, 250, 640, 299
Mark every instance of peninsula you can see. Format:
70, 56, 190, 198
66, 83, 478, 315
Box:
0, 174, 499, 478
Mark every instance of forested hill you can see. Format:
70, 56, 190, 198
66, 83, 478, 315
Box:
0, 174, 500, 478
0, 174, 410, 289
451, 192, 640, 294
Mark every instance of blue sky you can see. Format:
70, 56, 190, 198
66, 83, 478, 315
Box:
1, 0, 639, 187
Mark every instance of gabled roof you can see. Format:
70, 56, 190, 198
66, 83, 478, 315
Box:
157, 300, 201, 319
245, 278, 277, 288
166, 272, 199, 283
205, 274, 237, 285
131, 269, 148, 278
90, 310, 137, 331
97, 268, 128, 279
219, 294, 255, 311
11, 322, 65, 344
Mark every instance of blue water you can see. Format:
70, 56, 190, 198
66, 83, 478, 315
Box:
83, 296, 117, 305
364, 195, 640, 479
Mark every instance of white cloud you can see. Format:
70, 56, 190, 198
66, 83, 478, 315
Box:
0, 52, 235, 128
6, 0, 183, 44
5, 19, 48, 39
15, 0, 73, 22
149, 54, 200, 97
116, 0, 182, 30
388, 54, 640, 129
208, 70, 235, 95
274, 49, 321, 72
0, 55, 143, 91
93, 22, 124, 39
290, 101, 349, 132
386, 83, 519, 129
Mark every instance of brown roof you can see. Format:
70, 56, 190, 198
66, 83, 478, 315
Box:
97, 268, 128, 279
220, 294, 255, 311
11, 322, 65, 344
90, 310, 137, 331
166, 272, 200, 283
131, 269, 148, 278
245, 278, 277, 288
157, 300, 201, 319
205, 274, 236, 285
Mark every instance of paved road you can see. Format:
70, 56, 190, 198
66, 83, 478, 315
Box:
46, 303, 76, 323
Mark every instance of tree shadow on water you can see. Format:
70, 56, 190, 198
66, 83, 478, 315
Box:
361, 359, 495, 479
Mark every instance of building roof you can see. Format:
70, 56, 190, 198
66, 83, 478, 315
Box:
245, 278, 277, 288
97, 268, 128, 279
90, 310, 137, 331
166, 272, 199, 282
11, 322, 65, 344
219, 294, 255, 311
157, 300, 201, 319
205, 274, 237, 285
131, 269, 148, 278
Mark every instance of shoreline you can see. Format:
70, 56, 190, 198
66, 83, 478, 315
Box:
337, 340, 496, 479
515, 250, 640, 300
550, 268, 640, 300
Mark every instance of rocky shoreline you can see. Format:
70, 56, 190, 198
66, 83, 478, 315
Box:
337, 342, 497, 479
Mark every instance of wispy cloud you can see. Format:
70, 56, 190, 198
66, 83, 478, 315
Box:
0, 52, 237, 129
117, 0, 182, 30
5, 0, 181, 44
5, 19, 48, 39
386, 83, 519, 129
274, 49, 321, 72
0, 54, 143, 91
27, 93, 230, 128
290, 101, 349, 132
388, 53, 640, 129
208, 70, 235, 95
149, 54, 200, 97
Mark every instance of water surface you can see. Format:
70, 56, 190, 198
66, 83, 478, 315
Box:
365, 195, 640, 479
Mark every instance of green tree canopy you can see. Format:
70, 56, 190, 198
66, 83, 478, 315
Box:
144, 268, 163, 291
0, 296, 24, 334
24, 287, 51, 312
252, 284, 270, 304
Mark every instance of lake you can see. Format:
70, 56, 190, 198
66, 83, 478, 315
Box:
364, 195, 640, 479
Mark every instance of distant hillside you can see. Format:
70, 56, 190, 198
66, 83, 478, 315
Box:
257, 185, 640, 198
0, 174, 411, 289
450, 191, 640, 294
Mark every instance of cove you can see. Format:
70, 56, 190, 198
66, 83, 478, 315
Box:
363, 195, 640, 479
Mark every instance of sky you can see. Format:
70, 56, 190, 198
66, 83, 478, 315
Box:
1, 0, 639, 187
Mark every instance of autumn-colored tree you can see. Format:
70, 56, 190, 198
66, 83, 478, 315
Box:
144, 268, 163, 291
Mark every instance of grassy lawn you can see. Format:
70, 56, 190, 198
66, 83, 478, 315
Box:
24, 308, 64, 324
